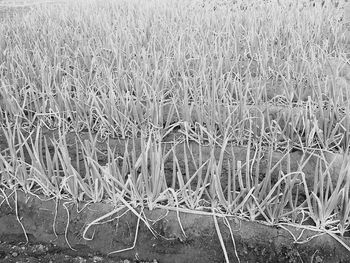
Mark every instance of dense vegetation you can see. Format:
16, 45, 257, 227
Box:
0, 0, 350, 257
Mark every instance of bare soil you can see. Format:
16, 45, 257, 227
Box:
0, 189, 350, 263
0, 240, 121, 263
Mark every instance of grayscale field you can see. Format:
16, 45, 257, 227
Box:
0, 0, 350, 262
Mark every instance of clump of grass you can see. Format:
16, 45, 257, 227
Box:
1, 0, 350, 256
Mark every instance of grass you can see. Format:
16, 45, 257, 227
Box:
0, 0, 350, 259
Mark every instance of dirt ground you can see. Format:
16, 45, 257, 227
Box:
0, 239, 128, 263
0, 189, 350, 263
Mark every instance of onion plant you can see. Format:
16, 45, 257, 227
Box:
1, 0, 350, 257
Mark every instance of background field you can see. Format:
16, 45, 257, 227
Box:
0, 0, 350, 261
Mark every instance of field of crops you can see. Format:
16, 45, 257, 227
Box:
0, 0, 350, 262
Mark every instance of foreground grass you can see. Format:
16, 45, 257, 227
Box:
0, 0, 350, 255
